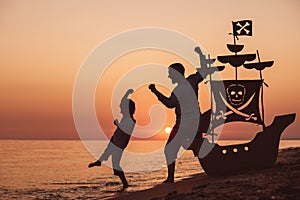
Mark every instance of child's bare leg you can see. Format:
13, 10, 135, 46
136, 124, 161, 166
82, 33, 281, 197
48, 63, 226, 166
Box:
112, 149, 129, 188
88, 160, 101, 168
114, 169, 129, 188
88, 142, 114, 168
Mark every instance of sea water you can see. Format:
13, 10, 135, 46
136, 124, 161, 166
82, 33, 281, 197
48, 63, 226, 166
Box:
0, 140, 299, 199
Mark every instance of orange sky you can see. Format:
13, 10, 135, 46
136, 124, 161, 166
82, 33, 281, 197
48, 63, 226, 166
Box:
0, 0, 299, 140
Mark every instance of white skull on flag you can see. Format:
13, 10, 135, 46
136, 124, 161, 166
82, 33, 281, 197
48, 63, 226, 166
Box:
226, 84, 246, 106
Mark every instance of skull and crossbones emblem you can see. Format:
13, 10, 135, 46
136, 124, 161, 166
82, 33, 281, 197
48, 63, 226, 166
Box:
236, 21, 250, 35
226, 84, 246, 106
216, 84, 257, 121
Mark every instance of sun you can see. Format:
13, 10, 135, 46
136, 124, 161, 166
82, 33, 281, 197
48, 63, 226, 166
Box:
164, 127, 172, 134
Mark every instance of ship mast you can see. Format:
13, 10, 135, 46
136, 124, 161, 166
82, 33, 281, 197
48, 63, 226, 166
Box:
194, 47, 224, 143
232, 31, 238, 80
243, 50, 274, 130
218, 20, 256, 80
256, 50, 265, 129
216, 20, 272, 130
208, 54, 215, 143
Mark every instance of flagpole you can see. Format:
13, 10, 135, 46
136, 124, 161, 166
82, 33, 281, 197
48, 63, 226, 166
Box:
257, 50, 266, 129
232, 21, 238, 80
208, 54, 215, 144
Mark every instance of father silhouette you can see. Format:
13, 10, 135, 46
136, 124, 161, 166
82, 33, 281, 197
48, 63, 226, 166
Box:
149, 61, 223, 183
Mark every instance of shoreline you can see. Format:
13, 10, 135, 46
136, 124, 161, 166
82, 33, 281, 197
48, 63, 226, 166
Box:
112, 147, 300, 200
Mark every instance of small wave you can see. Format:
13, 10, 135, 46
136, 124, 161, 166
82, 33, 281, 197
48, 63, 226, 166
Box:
49, 182, 102, 185
105, 181, 120, 186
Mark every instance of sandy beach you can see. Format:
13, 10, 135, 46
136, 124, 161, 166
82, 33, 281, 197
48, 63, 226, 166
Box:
1, 142, 299, 199
113, 147, 300, 200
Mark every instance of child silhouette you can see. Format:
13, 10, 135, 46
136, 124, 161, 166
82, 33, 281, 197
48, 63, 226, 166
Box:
88, 89, 136, 189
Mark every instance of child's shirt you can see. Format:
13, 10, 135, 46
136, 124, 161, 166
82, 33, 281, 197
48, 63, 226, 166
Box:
111, 117, 136, 149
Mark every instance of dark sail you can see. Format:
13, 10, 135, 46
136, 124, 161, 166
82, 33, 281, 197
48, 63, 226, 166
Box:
244, 61, 274, 71
211, 80, 263, 127
217, 54, 256, 67
226, 44, 244, 53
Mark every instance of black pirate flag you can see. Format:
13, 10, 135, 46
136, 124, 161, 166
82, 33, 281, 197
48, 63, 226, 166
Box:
211, 80, 263, 127
232, 20, 253, 36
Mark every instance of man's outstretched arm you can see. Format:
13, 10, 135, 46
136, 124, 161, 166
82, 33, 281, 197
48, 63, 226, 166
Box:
148, 84, 177, 108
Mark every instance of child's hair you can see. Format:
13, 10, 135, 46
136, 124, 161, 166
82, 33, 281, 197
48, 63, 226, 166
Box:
128, 99, 135, 116
120, 99, 135, 118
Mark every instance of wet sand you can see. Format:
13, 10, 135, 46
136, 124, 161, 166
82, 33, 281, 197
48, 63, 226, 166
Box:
113, 147, 300, 200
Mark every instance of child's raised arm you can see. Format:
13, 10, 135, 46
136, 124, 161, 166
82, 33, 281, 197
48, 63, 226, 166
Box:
121, 89, 134, 102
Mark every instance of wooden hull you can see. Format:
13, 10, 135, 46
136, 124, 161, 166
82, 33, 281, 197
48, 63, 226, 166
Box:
190, 113, 296, 176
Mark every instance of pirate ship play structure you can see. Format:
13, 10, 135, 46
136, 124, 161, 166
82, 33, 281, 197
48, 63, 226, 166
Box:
189, 20, 296, 176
